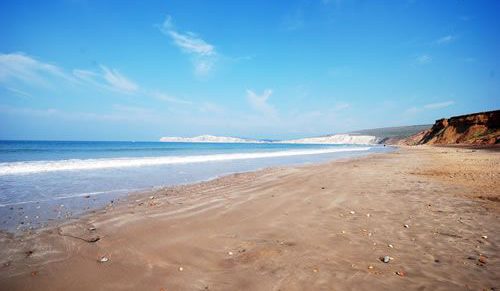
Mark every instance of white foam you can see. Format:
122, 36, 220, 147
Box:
0, 147, 371, 176
0, 187, 143, 207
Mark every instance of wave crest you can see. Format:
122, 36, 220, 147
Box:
0, 147, 371, 175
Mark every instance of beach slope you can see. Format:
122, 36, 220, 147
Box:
0, 146, 498, 290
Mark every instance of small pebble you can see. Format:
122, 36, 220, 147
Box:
350, 211, 355, 214
404, 224, 409, 228
395, 271, 405, 277
388, 244, 394, 248
228, 251, 233, 256
381, 256, 390, 263
178, 267, 183, 271
98, 256, 109, 263
481, 235, 488, 239
368, 265, 374, 269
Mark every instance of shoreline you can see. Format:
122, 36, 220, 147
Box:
0, 146, 498, 290
0, 147, 388, 234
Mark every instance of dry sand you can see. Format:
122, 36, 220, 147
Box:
0, 146, 499, 290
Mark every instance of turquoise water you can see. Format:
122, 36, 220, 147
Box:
0, 140, 389, 231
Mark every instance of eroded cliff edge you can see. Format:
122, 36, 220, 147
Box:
402, 110, 499, 145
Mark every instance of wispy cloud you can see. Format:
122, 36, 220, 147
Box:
1, 52, 194, 107
159, 15, 217, 76
0, 52, 140, 95
246, 89, 277, 117
193, 59, 215, 76
405, 100, 455, 114
0, 103, 162, 123
99, 65, 138, 93
150, 91, 192, 105
405, 106, 420, 114
166, 31, 215, 56
423, 100, 455, 109
4, 86, 32, 98
72, 67, 138, 94
0, 52, 75, 86
333, 102, 350, 111
435, 35, 457, 45
416, 54, 432, 65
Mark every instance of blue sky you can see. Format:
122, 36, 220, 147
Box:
1, 0, 499, 141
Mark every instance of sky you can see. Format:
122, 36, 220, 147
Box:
0, 0, 499, 141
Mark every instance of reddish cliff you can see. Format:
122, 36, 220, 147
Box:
402, 110, 500, 145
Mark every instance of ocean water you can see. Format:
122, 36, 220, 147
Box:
0, 140, 390, 232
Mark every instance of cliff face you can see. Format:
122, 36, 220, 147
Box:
403, 110, 500, 145
284, 134, 378, 145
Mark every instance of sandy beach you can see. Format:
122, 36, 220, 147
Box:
0, 146, 498, 290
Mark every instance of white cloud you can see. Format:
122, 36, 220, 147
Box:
0, 52, 195, 108
167, 31, 215, 56
416, 54, 432, 65
423, 100, 455, 109
150, 91, 192, 105
160, 15, 217, 76
0, 53, 74, 86
193, 59, 215, 76
246, 89, 277, 117
435, 35, 457, 45
4, 86, 32, 98
72, 69, 97, 80
405, 100, 455, 114
73, 67, 138, 94
404, 106, 420, 114
0, 104, 162, 123
333, 102, 350, 111
99, 65, 138, 93
0, 53, 140, 95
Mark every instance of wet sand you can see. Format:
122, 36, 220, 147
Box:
0, 146, 498, 290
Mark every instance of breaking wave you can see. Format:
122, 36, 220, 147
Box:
0, 147, 371, 175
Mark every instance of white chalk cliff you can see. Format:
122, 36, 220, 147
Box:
159, 135, 261, 143
160, 134, 378, 145
280, 134, 378, 145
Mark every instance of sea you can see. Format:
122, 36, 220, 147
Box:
0, 140, 391, 232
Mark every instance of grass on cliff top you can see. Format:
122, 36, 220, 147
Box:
347, 124, 431, 139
